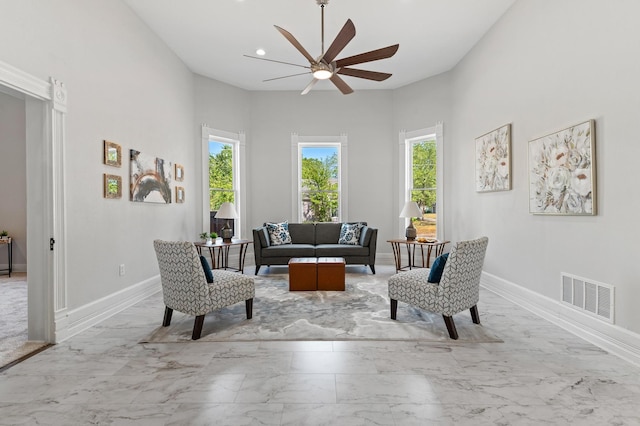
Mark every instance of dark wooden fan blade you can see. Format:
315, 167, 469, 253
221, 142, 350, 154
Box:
301, 78, 318, 95
330, 74, 354, 95
244, 55, 310, 70
264, 71, 312, 82
321, 19, 356, 64
335, 44, 399, 68
274, 25, 316, 64
337, 68, 392, 81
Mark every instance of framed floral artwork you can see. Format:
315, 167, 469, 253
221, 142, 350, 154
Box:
103, 174, 122, 199
528, 120, 596, 215
475, 124, 511, 192
103, 140, 122, 167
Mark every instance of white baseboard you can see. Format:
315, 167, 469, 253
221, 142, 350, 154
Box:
481, 272, 640, 368
55, 275, 161, 342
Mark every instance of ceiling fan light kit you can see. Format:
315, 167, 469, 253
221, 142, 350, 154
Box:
245, 0, 398, 95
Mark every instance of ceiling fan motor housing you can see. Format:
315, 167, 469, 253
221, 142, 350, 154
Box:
316, 0, 329, 6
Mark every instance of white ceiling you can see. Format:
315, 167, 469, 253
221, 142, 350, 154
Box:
123, 0, 516, 93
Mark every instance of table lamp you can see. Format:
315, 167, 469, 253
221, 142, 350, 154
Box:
215, 202, 238, 243
399, 201, 423, 240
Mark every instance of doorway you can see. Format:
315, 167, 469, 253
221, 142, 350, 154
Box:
0, 60, 67, 349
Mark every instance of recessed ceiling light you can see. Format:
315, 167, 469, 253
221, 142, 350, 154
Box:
256, 49, 266, 56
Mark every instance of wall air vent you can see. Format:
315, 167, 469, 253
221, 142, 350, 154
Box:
561, 273, 614, 323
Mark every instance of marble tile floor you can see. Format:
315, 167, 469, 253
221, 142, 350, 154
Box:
1, 265, 639, 425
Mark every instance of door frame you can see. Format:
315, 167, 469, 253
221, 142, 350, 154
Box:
0, 60, 67, 343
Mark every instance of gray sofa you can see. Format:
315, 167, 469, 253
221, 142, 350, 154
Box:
252, 222, 377, 275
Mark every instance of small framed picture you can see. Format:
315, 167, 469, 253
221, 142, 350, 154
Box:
175, 164, 184, 181
104, 140, 122, 167
175, 186, 185, 203
103, 174, 122, 199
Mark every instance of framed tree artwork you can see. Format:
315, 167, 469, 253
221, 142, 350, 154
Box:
104, 140, 122, 167
528, 120, 596, 215
175, 164, 184, 182
175, 186, 185, 203
103, 174, 122, 199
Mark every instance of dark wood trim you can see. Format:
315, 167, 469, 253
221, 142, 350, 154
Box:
470, 305, 480, 324
162, 307, 173, 327
443, 315, 458, 339
192, 315, 205, 340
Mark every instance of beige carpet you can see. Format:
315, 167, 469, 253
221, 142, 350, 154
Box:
0, 274, 48, 370
140, 268, 502, 343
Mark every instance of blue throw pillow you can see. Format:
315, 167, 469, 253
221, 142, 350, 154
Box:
266, 221, 292, 246
199, 255, 214, 283
338, 222, 363, 245
427, 253, 449, 284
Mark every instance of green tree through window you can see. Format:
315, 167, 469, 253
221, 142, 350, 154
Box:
411, 139, 437, 236
209, 142, 234, 210
301, 147, 339, 222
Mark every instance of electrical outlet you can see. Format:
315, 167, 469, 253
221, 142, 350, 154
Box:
119, 264, 125, 276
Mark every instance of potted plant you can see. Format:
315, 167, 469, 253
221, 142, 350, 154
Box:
199, 232, 209, 243
209, 232, 218, 244
0, 230, 7, 240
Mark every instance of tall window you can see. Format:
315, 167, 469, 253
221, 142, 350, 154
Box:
300, 145, 339, 222
402, 124, 443, 239
409, 137, 437, 237
292, 134, 347, 223
209, 141, 235, 209
202, 126, 245, 238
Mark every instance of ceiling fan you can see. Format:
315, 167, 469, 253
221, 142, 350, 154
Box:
244, 0, 399, 95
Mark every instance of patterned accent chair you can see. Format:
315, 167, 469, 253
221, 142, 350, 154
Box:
388, 236, 489, 339
153, 240, 255, 340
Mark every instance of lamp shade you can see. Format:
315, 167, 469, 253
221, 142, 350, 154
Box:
214, 202, 238, 219
399, 201, 422, 218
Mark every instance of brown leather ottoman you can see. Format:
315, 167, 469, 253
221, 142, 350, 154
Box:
288, 257, 317, 291
317, 257, 346, 291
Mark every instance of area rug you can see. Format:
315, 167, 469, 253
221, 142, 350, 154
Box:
140, 267, 502, 343
0, 275, 49, 369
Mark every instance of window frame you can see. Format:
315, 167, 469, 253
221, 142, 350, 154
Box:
291, 133, 348, 223
201, 125, 246, 239
399, 123, 444, 239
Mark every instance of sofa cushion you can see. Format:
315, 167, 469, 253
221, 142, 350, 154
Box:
359, 226, 372, 246
316, 244, 369, 257
262, 244, 316, 258
338, 223, 363, 245
266, 221, 292, 246
257, 227, 270, 247
288, 223, 316, 244
315, 222, 342, 244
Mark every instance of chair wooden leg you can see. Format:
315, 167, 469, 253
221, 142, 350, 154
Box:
255, 265, 261, 275
390, 299, 398, 320
246, 298, 253, 319
162, 307, 173, 327
443, 315, 459, 340
370, 264, 376, 274
470, 305, 481, 324
192, 315, 205, 340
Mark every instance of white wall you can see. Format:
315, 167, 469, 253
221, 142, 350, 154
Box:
448, 0, 640, 334
247, 90, 396, 244
0, 0, 196, 308
0, 91, 26, 270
